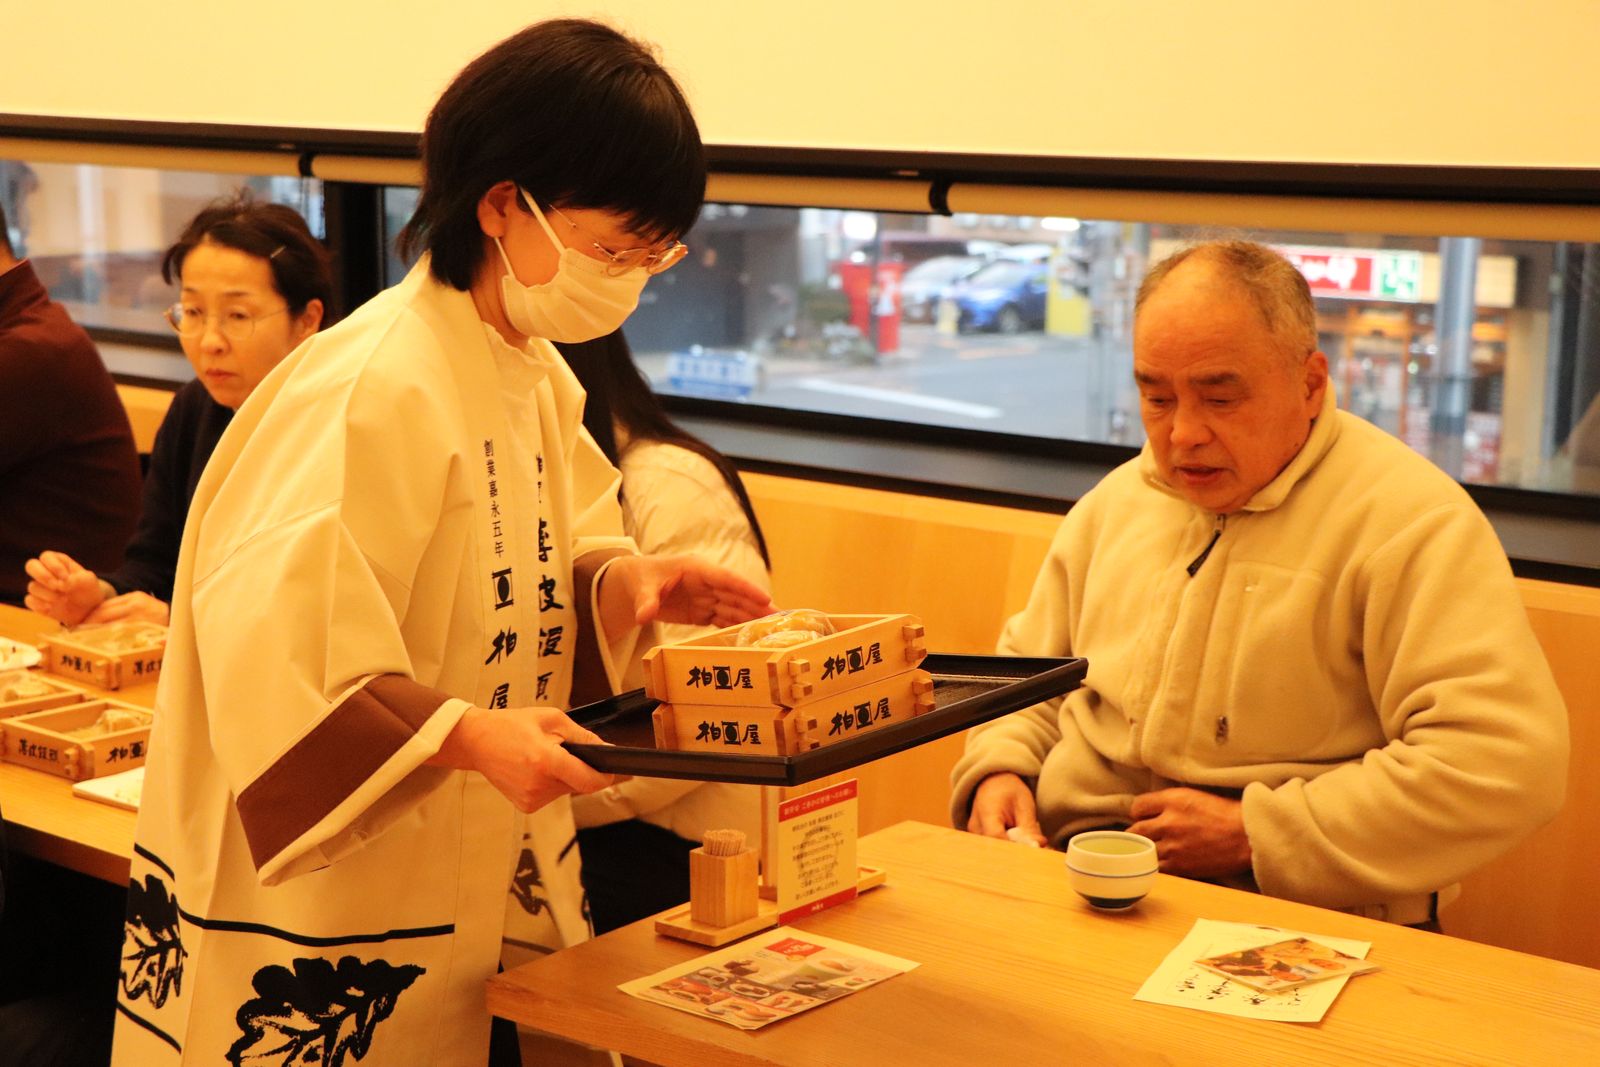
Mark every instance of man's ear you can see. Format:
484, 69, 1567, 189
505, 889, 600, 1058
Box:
1303, 350, 1330, 410
475, 181, 520, 239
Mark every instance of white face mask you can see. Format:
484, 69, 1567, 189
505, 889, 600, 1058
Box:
494, 188, 648, 343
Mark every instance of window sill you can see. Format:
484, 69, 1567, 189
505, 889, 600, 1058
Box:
674, 409, 1600, 588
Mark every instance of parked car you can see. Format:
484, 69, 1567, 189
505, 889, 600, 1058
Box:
995, 242, 1054, 263
900, 254, 985, 323
943, 260, 1049, 333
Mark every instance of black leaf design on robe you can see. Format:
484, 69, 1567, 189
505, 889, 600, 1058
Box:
509, 847, 548, 916
122, 874, 187, 1008
227, 955, 424, 1066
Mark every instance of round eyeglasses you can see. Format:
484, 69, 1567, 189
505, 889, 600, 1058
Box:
164, 303, 290, 342
547, 206, 688, 277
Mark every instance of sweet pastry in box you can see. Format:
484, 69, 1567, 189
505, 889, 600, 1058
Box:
734, 608, 836, 648
0, 669, 85, 716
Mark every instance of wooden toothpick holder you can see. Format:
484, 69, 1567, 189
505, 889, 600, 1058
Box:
689, 846, 759, 927
658, 831, 774, 947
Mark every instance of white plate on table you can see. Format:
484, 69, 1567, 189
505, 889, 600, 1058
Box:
0, 637, 42, 671
72, 766, 145, 811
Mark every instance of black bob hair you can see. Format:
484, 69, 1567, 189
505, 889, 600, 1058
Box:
557, 330, 771, 570
398, 18, 706, 291
160, 192, 338, 323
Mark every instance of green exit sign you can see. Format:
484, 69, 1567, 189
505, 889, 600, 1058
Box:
1376, 252, 1422, 301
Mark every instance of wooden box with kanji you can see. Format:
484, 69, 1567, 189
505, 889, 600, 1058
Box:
39, 621, 166, 690
653, 667, 936, 756
0, 698, 153, 780
642, 613, 927, 710
644, 612, 935, 757
0, 669, 87, 717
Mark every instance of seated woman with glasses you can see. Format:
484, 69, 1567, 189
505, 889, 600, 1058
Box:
23, 193, 333, 626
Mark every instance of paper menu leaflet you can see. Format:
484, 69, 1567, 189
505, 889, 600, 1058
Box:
620, 927, 917, 1030
1194, 937, 1380, 993
1135, 920, 1374, 1023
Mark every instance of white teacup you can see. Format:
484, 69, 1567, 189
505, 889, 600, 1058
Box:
1065, 831, 1158, 910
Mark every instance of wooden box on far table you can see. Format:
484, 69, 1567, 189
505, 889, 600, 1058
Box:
0, 669, 88, 716
39, 622, 165, 690
0, 698, 153, 780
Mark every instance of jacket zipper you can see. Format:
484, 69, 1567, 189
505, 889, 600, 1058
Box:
1186, 514, 1227, 577
1180, 514, 1229, 742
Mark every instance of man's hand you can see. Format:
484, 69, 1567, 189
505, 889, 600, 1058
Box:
23, 551, 107, 626
432, 705, 615, 813
84, 591, 170, 626
599, 554, 773, 634
966, 772, 1047, 846
1126, 787, 1252, 879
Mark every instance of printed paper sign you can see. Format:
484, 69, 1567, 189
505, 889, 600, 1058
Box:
775, 780, 858, 924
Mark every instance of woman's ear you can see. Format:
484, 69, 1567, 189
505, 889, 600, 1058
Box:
291, 298, 324, 345
475, 181, 521, 239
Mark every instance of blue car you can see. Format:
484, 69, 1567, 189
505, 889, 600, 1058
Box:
944, 260, 1049, 333
899, 254, 985, 323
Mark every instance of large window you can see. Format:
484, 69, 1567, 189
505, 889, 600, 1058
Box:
601, 205, 1599, 498
0, 159, 322, 379
11, 154, 1595, 503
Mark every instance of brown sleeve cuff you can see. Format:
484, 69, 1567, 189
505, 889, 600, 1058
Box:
235, 674, 450, 872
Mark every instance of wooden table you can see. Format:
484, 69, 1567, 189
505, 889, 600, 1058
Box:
489, 821, 1600, 1067
0, 604, 145, 884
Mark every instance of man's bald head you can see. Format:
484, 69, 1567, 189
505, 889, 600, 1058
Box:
1136, 240, 1317, 366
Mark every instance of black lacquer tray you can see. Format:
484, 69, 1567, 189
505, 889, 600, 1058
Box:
563, 654, 1086, 786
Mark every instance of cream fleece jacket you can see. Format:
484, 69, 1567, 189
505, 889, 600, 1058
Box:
951, 391, 1569, 922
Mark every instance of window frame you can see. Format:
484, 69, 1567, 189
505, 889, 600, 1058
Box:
5, 112, 1598, 582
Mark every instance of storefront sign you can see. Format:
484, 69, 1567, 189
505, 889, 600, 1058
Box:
1145, 239, 1517, 309
1278, 246, 1423, 302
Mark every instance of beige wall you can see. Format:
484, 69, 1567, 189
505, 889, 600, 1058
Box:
8, 2, 1600, 166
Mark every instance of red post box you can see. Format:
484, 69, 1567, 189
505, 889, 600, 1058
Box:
873, 261, 904, 354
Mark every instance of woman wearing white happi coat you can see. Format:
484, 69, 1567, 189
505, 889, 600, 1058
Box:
111, 20, 770, 1067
